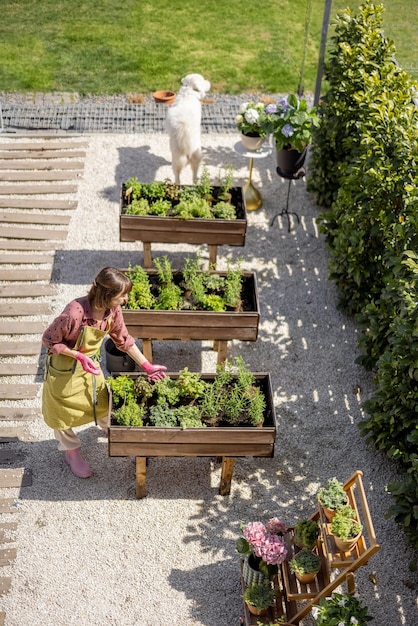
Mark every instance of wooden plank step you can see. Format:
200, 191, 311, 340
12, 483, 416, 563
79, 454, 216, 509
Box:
0, 183, 78, 194
0, 302, 51, 315
0, 171, 82, 182
0, 363, 41, 376
0, 212, 70, 225
0, 150, 86, 160
0, 269, 52, 281
0, 385, 40, 400
0, 284, 56, 297
0, 470, 32, 488
0, 500, 17, 514
0, 342, 41, 356
0, 321, 45, 334
0, 579, 12, 597
0, 226, 67, 240
0, 198, 77, 209
0, 548, 17, 567
0, 141, 88, 150
0, 160, 84, 171
0, 252, 53, 264
0, 240, 62, 251
0, 407, 39, 420
0, 522, 18, 536
0, 427, 34, 442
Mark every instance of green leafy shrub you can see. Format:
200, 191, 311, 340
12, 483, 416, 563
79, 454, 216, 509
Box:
127, 264, 156, 310
107, 374, 136, 405
306, 0, 418, 550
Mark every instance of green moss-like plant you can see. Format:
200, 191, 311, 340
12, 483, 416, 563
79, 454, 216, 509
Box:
294, 519, 320, 549
289, 548, 321, 576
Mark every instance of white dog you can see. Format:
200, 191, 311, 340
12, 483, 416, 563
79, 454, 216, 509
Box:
165, 73, 211, 184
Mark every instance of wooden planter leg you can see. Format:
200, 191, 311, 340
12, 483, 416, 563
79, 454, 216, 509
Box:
346, 572, 355, 595
135, 457, 147, 498
213, 340, 219, 352
143, 243, 152, 269
142, 339, 153, 362
208, 244, 218, 268
216, 340, 228, 364
219, 457, 234, 495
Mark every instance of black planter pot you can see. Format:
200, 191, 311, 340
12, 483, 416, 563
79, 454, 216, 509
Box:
276, 147, 307, 179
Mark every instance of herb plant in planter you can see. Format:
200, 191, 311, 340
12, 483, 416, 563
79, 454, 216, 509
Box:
109, 357, 267, 428
119, 169, 248, 264
317, 477, 348, 520
293, 519, 320, 550
243, 581, 276, 616
119, 254, 260, 365
289, 548, 321, 584
330, 505, 363, 552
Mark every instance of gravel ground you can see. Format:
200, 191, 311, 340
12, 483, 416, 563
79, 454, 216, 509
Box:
0, 131, 417, 626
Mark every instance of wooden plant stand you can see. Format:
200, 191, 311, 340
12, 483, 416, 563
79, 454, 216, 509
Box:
279, 470, 380, 624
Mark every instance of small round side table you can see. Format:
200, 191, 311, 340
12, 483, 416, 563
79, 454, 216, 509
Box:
234, 141, 272, 211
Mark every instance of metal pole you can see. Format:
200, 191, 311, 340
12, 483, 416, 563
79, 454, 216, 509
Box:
314, 0, 333, 106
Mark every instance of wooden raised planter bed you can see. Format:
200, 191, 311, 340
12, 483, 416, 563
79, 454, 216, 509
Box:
119, 185, 247, 267
108, 372, 276, 498
122, 269, 260, 363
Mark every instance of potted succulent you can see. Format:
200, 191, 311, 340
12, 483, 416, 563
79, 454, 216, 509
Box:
293, 518, 320, 550
236, 517, 288, 586
265, 94, 319, 177
311, 592, 374, 625
243, 581, 276, 616
236, 101, 270, 150
317, 477, 349, 520
289, 548, 321, 584
330, 505, 363, 552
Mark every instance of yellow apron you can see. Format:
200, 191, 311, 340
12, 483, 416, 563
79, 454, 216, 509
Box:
42, 320, 111, 430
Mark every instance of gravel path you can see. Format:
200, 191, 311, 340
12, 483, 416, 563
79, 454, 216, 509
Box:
0, 131, 416, 626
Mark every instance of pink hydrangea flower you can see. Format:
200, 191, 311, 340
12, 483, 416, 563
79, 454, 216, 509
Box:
254, 534, 288, 565
242, 521, 266, 545
266, 517, 287, 536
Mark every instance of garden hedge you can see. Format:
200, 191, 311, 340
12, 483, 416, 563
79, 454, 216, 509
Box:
308, 1, 418, 558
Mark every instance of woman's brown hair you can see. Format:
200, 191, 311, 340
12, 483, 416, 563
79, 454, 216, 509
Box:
87, 267, 132, 310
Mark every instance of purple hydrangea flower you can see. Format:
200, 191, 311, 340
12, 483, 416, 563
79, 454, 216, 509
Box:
265, 103, 277, 114
282, 123, 294, 138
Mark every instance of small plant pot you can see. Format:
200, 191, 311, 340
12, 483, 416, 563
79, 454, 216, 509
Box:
322, 505, 337, 521
153, 90, 176, 105
295, 570, 319, 584
333, 528, 362, 553
245, 602, 269, 616
240, 132, 266, 151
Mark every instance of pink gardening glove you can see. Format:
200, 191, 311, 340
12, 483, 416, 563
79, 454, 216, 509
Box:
75, 352, 101, 375
141, 360, 167, 381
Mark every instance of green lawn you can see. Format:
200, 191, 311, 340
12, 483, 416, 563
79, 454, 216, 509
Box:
0, 0, 416, 95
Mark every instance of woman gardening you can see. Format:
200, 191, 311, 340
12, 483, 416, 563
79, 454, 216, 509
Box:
42, 267, 167, 479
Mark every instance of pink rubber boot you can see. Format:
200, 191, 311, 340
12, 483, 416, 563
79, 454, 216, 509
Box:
65, 448, 92, 478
